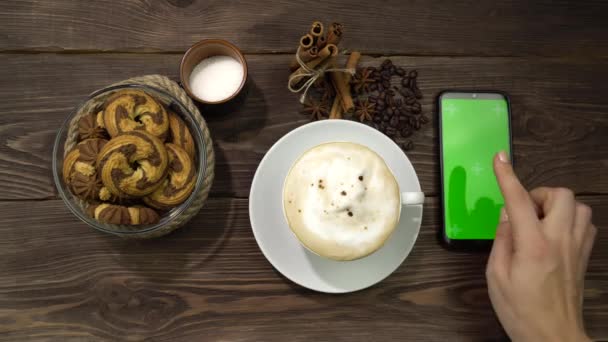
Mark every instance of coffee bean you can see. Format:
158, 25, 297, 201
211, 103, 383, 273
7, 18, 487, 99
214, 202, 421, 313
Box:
396, 67, 406, 76
370, 83, 378, 91
409, 70, 418, 78
414, 119, 421, 130
381, 59, 393, 69
402, 141, 414, 150
377, 83, 385, 92
406, 97, 416, 105
375, 104, 385, 111
382, 114, 390, 122
411, 102, 421, 114
386, 127, 397, 136
376, 99, 385, 107
373, 115, 382, 123
395, 98, 403, 107
401, 88, 414, 98
389, 65, 396, 75
390, 116, 399, 127
382, 80, 391, 89
400, 128, 413, 138
386, 107, 394, 116
372, 70, 381, 79
420, 115, 429, 124
401, 77, 410, 88
414, 86, 423, 99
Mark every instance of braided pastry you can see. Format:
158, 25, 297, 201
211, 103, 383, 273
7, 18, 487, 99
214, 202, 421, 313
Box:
63, 138, 107, 201
87, 203, 160, 225
97, 131, 169, 197
168, 111, 195, 159
144, 143, 196, 209
102, 89, 169, 139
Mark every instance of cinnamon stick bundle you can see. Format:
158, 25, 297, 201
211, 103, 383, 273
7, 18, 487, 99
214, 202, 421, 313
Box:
288, 44, 338, 89
326, 23, 343, 45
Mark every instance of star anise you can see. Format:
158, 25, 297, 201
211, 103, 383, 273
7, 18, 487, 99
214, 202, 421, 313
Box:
351, 67, 376, 94
355, 99, 376, 122
302, 98, 329, 121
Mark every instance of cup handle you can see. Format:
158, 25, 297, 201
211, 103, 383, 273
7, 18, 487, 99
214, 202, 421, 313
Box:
402, 191, 425, 205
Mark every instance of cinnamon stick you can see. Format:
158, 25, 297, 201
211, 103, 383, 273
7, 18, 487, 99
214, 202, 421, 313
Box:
300, 34, 314, 50
329, 95, 343, 119
315, 35, 327, 49
329, 52, 360, 113
289, 46, 319, 71
344, 51, 361, 83
326, 23, 343, 45
310, 21, 324, 40
288, 44, 338, 89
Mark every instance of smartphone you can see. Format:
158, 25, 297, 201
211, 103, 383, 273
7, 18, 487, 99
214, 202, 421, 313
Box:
438, 91, 512, 249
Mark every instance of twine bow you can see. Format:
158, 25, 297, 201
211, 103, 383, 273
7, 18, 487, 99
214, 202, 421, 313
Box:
288, 46, 355, 104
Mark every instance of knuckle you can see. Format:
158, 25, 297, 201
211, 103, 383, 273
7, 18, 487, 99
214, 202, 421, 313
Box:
589, 224, 598, 238
576, 203, 593, 222
554, 187, 575, 201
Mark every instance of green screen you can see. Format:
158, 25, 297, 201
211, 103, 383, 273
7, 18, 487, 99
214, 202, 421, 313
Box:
441, 97, 510, 240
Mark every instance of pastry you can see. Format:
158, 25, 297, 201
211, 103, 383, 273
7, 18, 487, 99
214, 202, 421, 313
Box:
87, 203, 160, 225
99, 186, 132, 204
167, 111, 195, 159
97, 131, 169, 197
62, 138, 108, 201
102, 89, 169, 139
144, 143, 196, 209
78, 113, 107, 140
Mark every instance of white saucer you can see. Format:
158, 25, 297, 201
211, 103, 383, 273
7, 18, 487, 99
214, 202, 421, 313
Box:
249, 120, 423, 293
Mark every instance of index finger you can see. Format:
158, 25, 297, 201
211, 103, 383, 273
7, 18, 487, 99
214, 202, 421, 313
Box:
493, 152, 540, 242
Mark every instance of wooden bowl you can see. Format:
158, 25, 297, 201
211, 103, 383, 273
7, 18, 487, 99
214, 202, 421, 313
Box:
180, 39, 248, 104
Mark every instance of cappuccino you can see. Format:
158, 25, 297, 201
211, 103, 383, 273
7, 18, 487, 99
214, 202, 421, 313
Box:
283, 142, 401, 261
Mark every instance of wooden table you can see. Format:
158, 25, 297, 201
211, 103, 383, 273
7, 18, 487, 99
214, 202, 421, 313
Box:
1, 1, 607, 341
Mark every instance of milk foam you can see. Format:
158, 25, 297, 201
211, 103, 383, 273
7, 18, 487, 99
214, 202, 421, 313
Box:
283, 142, 401, 261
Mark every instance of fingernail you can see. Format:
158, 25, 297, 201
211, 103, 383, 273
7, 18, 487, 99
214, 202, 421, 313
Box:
500, 207, 509, 223
497, 151, 509, 163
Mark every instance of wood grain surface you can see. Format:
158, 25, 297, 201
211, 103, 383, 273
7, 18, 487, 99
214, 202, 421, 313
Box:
1, 196, 606, 341
1, 0, 607, 340
1, 0, 608, 57
1, 54, 606, 200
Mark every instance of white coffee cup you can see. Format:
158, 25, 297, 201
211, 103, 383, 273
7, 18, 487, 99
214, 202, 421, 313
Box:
283, 142, 424, 261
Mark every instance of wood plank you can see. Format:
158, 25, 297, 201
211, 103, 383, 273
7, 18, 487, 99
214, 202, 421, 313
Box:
0, 196, 606, 341
1, 0, 607, 56
1, 54, 606, 200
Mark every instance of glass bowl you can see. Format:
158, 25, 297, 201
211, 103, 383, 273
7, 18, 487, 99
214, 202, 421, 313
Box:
52, 84, 208, 238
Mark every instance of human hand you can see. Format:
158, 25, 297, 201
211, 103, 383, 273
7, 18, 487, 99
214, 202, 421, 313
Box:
486, 151, 596, 342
